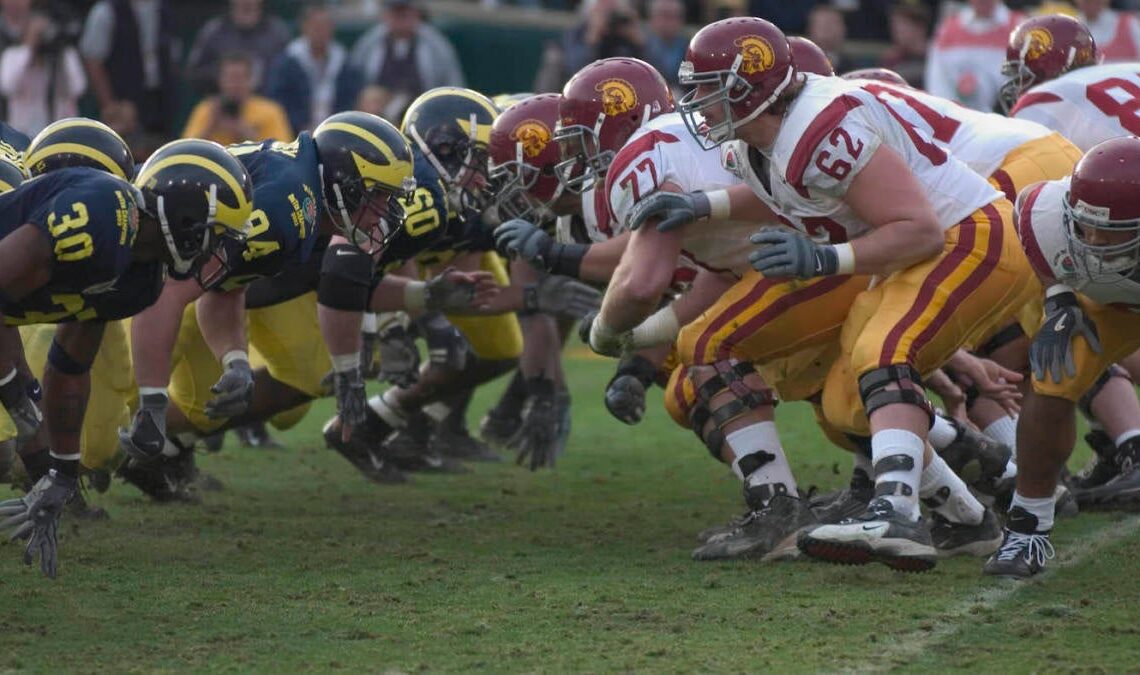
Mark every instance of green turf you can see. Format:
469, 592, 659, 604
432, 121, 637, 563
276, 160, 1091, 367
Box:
0, 355, 1133, 673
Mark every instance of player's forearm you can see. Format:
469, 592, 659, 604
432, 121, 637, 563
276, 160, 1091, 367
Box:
42, 322, 104, 460
131, 280, 201, 388
578, 233, 629, 283
673, 269, 733, 325
196, 288, 248, 362
318, 304, 363, 368
849, 217, 943, 275
725, 183, 776, 222
598, 229, 682, 332
519, 313, 560, 380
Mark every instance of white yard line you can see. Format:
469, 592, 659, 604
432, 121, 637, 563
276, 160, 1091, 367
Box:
850, 514, 1140, 674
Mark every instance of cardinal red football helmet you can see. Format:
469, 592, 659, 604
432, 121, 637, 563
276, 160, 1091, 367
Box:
1001, 14, 1099, 113
554, 57, 674, 193
677, 17, 796, 149
788, 36, 833, 77
841, 67, 909, 87
487, 93, 565, 222
1064, 136, 1140, 281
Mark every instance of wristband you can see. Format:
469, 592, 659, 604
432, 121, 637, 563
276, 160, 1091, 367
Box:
629, 305, 680, 348
833, 242, 856, 275
0, 368, 15, 387
361, 312, 379, 333
331, 352, 361, 373
222, 350, 249, 368
589, 316, 622, 349
403, 280, 427, 311
706, 189, 732, 220
548, 242, 589, 278
1045, 283, 1075, 299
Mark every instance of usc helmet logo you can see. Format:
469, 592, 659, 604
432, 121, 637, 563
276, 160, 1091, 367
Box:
735, 35, 776, 75
510, 119, 552, 158
1024, 27, 1054, 60
595, 78, 639, 116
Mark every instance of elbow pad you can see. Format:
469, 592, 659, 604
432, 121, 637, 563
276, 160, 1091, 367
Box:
318, 244, 376, 311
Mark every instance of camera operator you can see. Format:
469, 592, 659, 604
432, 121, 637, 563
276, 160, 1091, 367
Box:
564, 0, 644, 77
0, 3, 85, 135
182, 51, 291, 145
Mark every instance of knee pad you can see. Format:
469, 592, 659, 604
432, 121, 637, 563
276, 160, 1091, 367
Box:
1079, 364, 1131, 420
687, 359, 778, 460
974, 323, 1025, 359
318, 244, 375, 311
858, 365, 933, 427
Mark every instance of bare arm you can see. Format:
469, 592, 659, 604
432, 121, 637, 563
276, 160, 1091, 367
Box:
196, 288, 248, 361
0, 225, 52, 302
842, 145, 945, 275
42, 321, 105, 459
598, 222, 684, 333
577, 233, 630, 284
131, 277, 204, 389
725, 183, 777, 222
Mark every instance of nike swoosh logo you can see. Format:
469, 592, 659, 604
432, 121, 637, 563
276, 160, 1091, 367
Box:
862, 524, 887, 532
335, 249, 356, 256
1054, 315, 1068, 331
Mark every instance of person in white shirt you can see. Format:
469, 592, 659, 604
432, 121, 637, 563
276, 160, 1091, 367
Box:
1077, 0, 1140, 63
0, 11, 85, 136
925, 0, 1023, 111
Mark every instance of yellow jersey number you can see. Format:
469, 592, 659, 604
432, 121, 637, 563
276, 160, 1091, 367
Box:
46, 201, 93, 262
404, 187, 441, 237
241, 209, 281, 262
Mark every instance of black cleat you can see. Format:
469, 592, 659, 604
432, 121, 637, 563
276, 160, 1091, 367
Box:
479, 409, 521, 449
201, 432, 225, 452
1069, 430, 1120, 490
695, 511, 752, 544
384, 413, 467, 474
65, 486, 109, 520
811, 467, 874, 524
983, 507, 1053, 579
798, 498, 937, 572
322, 416, 406, 484
235, 422, 285, 449
430, 424, 501, 462
116, 457, 200, 503
692, 494, 818, 561
1073, 438, 1140, 511
930, 508, 1002, 558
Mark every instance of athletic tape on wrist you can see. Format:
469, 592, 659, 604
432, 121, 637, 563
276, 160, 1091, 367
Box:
833, 243, 856, 275
222, 350, 249, 368
404, 281, 427, 311
705, 190, 731, 220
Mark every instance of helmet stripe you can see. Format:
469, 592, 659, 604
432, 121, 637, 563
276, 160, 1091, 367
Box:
25, 142, 129, 179
318, 121, 403, 166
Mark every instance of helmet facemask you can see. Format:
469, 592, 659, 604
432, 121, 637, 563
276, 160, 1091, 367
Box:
999, 59, 1037, 114
553, 114, 613, 194
489, 135, 564, 222
409, 114, 491, 214
152, 184, 246, 285
677, 57, 792, 151
1063, 195, 1140, 283
326, 166, 415, 254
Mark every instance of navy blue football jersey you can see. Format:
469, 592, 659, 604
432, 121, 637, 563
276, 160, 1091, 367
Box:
215, 134, 323, 291
0, 168, 141, 325
0, 121, 30, 155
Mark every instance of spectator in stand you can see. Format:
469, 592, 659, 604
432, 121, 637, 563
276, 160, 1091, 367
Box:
807, 3, 855, 73
644, 0, 686, 88
0, 10, 86, 136
349, 0, 464, 122
925, 0, 1023, 111
265, 3, 358, 133
185, 0, 291, 95
0, 0, 33, 119
80, 0, 181, 137
879, 0, 930, 89
535, 0, 644, 91
747, 0, 817, 35
1077, 0, 1140, 62
183, 51, 292, 145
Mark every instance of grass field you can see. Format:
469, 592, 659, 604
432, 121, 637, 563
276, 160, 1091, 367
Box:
1, 353, 1137, 673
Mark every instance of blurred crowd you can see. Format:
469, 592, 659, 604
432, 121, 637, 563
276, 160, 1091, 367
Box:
0, 0, 1137, 162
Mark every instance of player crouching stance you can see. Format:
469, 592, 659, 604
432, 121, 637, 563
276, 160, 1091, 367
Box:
985, 138, 1140, 578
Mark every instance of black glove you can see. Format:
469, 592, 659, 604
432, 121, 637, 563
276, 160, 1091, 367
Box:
605, 355, 658, 425
748, 228, 838, 279
523, 275, 603, 318
205, 358, 254, 419
419, 312, 469, 371
628, 191, 711, 232
377, 313, 420, 387
118, 392, 171, 464
334, 368, 367, 429
513, 377, 559, 471
0, 469, 77, 578
1031, 291, 1102, 384
0, 372, 42, 446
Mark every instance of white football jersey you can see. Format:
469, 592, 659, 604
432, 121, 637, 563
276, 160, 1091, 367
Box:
1010, 63, 1140, 152
851, 80, 1053, 180
1016, 178, 1140, 311
604, 112, 755, 276
723, 74, 1001, 244
578, 183, 615, 244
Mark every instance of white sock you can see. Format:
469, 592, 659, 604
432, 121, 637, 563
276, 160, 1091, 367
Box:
368, 391, 407, 428
871, 429, 925, 520
1115, 429, 1140, 447
984, 416, 1018, 458
727, 422, 797, 495
919, 454, 984, 525
1000, 461, 1017, 482
928, 414, 959, 450
1010, 491, 1055, 532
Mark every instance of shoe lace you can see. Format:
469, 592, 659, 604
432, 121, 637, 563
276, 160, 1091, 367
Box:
997, 531, 1055, 566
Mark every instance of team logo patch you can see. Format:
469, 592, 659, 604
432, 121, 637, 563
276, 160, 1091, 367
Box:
735, 35, 776, 75
1053, 249, 1078, 276
595, 78, 638, 116
510, 119, 552, 158
303, 195, 317, 226
1024, 27, 1054, 61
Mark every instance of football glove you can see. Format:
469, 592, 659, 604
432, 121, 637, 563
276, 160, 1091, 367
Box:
748, 228, 838, 279
377, 312, 420, 387
494, 219, 553, 268
513, 377, 559, 471
333, 368, 368, 430
118, 392, 172, 464
524, 275, 602, 318
628, 191, 711, 232
0, 373, 42, 446
0, 469, 77, 578
1031, 291, 1102, 384
205, 358, 254, 419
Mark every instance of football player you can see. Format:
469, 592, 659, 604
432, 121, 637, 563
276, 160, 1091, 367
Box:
985, 137, 1140, 577
633, 17, 1040, 571
0, 137, 252, 577
120, 112, 417, 494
